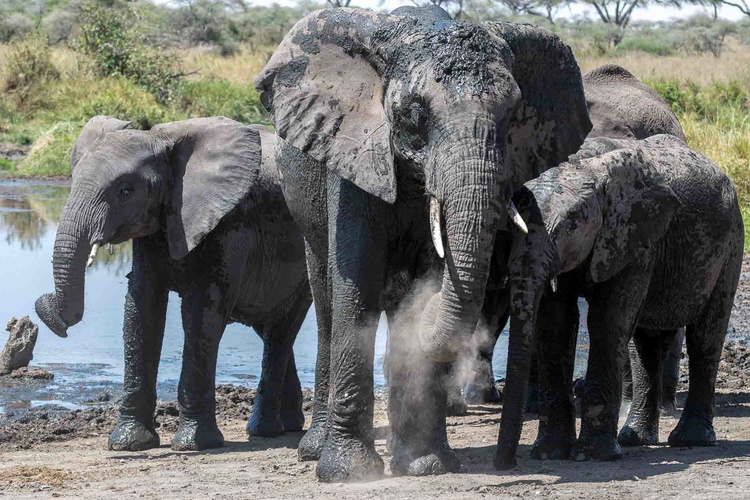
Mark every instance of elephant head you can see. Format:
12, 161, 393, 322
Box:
254, 8, 591, 362
35, 116, 262, 337
495, 142, 681, 468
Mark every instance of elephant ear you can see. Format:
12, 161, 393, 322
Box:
589, 148, 681, 283
151, 117, 262, 261
71, 116, 132, 172
254, 9, 396, 203
483, 22, 592, 185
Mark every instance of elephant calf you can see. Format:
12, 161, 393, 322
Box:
494, 134, 743, 469
35, 116, 311, 451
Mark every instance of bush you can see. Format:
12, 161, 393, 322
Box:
2, 33, 60, 93
18, 121, 81, 177
0, 13, 34, 43
175, 79, 267, 124
615, 36, 675, 56
75, 0, 184, 103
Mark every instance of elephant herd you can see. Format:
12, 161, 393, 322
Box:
34, 6, 742, 484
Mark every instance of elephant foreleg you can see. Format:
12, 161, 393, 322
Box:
171, 285, 227, 451
530, 280, 578, 461
387, 308, 460, 476
577, 268, 651, 461
298, 241, 331, 461
315, 177, 386, 483
109, 236, 169, 452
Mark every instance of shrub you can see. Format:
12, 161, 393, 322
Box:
2, 33, 60, 94
0, 13, 34, 43
18, 121, 81, 177
175, 79, 267, 124
615, 36, 675, 56
75, 0, 184, 103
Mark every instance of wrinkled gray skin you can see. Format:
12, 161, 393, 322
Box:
35, 116, 311, 451
255, 7, 591, 482
457, 63, 689, 412
494, 134, 743, 469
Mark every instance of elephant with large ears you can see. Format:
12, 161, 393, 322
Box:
494, 134, 743, 469
458, 63, 689, 412
35, 116, 312, 451
255, 7, 591, 482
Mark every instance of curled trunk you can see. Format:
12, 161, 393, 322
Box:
35, 199, 102, 336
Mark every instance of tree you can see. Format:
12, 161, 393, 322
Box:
707, 0, 750, 17
327, 0, 352, 6
496, 0, 567, 23
583, 0, 681, 45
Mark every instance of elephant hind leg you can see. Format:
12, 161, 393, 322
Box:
619, 328, 676, 447
247, 295, 309, 438
668, 265, 738, 447
280, 355, 305, 432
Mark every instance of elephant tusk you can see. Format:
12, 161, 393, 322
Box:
430, 197, 445, 259
87, 243, 100, 268
107, 243, 114, 256
508, 201, 528, 234
550, 277, 558, 293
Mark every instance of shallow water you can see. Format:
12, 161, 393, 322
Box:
0, 180, 589, 413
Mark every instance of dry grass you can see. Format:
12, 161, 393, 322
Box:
181, 45, 276, 85
0, 466, 75, 487
577, 47, 750, 85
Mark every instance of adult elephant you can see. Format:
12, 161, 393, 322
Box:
494, 134, 743, 468
458, 63, 688, 410
35, 116, 311, 451
255, 7, 591, 482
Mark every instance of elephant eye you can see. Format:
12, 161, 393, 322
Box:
566, 221, 578, 235
395, 96, 429, 151
117, 182, 135, 199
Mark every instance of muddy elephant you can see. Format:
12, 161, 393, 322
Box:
458, 63, 689, 411
254, 7, 591, 482
494, 134, 743, 469
35, 116, 312, 451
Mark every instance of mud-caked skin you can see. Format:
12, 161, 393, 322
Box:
456, 63, 689, 412
34, 116, 311, 452
255, 6, 591, 482
494, 134, 743, 469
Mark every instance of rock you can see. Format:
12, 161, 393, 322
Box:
9, 367, 53, 380
0, 317, 39, 375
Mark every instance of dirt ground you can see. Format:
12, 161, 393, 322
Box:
2, 258, 750, 499
1, 383, 750, 499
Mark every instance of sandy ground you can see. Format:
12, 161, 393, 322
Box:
1, 387, 750, 499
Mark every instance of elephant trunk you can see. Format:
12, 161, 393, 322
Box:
419, 137, 505, 363
494, 278, 544, 469
35, 198, 105, 337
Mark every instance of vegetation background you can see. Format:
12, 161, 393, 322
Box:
0, 0, 749, 243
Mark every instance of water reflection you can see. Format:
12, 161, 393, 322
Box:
0, 181, 132, 271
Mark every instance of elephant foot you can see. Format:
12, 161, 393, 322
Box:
280, 406, 305, 433
464, 382, 502, 404
530, 433, 574, 461
390, 439, 460, 476
572, 433, 622, 462
171, 417, 224, 451
316, 437, 384, 483
108, 417, 160, 451
524, 384, 540, 414
246, 412, 284, 438
446, 394, 468, 417
298, 422, 326, 461
668, 409, 716, 447
618, 424, 658, 447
